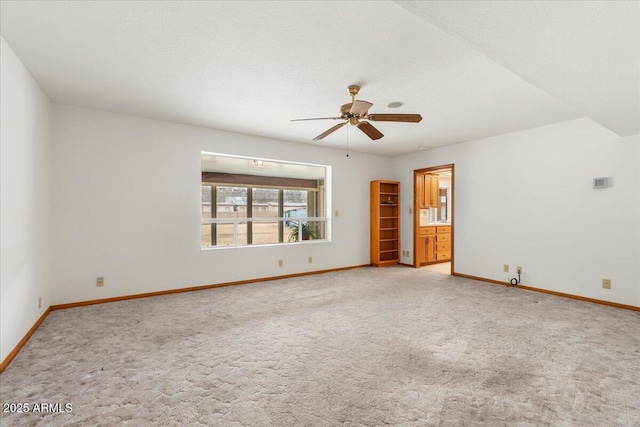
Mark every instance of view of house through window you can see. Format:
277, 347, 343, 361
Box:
201, 153, 330, 248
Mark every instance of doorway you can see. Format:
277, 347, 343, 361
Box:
413, 164, 454, 274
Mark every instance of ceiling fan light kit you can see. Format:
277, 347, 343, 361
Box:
291, 85, 423, 141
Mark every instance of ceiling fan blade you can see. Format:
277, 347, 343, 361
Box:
350, 100, 373, 116
291, 116, 342, 122
313, 122, 347, 141
357, 121, 384, 140
367, 114, 422, 123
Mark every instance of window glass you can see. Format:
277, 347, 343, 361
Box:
283, 189, 308, 242
252, 188, 280, 244
201, 153, 330, 248
216, 187, 247, 219
252, 221, 280, 245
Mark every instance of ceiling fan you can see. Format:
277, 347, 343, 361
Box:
291, 85, 422, 141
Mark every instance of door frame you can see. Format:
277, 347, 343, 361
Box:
413, 164, 455, 272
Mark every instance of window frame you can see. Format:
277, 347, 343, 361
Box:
200, 153, 331, 249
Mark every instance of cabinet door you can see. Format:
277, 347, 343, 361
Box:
418, 236, 428, 264
423, 175, 432, 208
423, 175, 431, 207
420, 236, 427, 263
422, 175, 439, 208
425, 234, 436, 262
430, 175, 440, 208
417, 174, 426, 209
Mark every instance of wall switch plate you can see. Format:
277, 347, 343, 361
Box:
278, 259, 283, 267
503, 264, 509, 273
96, 277, 105, 287
334, 210, 339, 217
602, 279, 611, 289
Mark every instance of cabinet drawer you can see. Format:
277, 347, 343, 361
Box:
419, 227, 436, 236
436, 233, 450, 243
436, 250, 451, 260
436, 226, 451, 234
436, 242, 450, 251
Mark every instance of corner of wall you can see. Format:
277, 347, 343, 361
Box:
0, 37, 53, 363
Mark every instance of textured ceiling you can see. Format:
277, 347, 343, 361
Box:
396, 0, 640, 137
1, 1, 637, 156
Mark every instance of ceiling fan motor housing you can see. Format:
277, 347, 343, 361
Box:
341, 103, 353, 116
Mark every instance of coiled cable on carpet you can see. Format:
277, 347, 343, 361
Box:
510, 272, 521, 286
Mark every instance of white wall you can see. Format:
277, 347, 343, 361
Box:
52, 105, 393, 304
393, 118, 640, 306
0, 38, 52, 362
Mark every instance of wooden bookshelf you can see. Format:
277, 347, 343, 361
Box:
370, 180, 400, 266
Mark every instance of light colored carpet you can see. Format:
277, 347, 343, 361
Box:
1, 266, 639, 426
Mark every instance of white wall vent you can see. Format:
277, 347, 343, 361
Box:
593, 177, 608, 189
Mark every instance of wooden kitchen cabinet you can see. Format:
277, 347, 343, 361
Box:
418, 226, 436, 264
418, 225, 450, 264
417, 173, 440, 208
429, 175, 440, 208
435, 226, 451, 261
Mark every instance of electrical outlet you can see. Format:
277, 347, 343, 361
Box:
38, 297, 42, 309
503, 264, 509, 273
602, 279, 611, 289
308, 256, 313, 264
516, 266, 522, 275
96, 277, 105, 287
278, 259, 283, 267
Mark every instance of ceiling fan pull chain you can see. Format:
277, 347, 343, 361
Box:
346, 125, 350, 158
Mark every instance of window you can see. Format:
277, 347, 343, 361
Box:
201, 153, 330, 248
